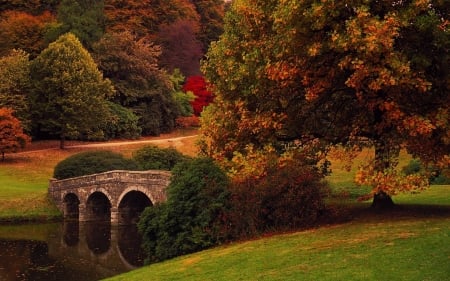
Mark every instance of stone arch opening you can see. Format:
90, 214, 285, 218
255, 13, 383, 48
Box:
118, 191, 152, 225
63, 193, 80, 220
86, 192, 112, 222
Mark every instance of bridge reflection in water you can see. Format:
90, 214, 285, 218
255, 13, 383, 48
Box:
48, 221, 146, 278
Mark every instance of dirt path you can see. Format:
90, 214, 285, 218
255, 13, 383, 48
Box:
66, 135, 198, 148
17, 129, 199, 155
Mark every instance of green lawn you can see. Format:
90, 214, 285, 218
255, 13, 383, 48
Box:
106, 187, 450, 281
0, 169, 61, 221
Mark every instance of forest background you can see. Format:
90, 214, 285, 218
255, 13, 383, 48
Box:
0, 0, 226, 148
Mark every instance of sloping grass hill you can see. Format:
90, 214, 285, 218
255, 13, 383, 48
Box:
106, 186, 450, 281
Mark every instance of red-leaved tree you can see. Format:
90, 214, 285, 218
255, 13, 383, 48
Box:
183, 76, 214, 116
0, 107, 30, 161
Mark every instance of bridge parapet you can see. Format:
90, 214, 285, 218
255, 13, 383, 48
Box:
49, 170, 171, 191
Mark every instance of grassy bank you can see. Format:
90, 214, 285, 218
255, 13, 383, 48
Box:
106, 186, 450, 281
104, 146, 450, 281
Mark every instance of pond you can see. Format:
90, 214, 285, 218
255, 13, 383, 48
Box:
0, 222, 146, 281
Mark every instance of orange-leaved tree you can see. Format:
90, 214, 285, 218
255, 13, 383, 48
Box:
202, 0, 449, 208
0, 107, 30, 161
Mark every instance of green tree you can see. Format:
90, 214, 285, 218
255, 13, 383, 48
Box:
170, 69, 195, 117
132, 145, 189, 171
45, 0, 105, 49
0, 49, 31, 130
30, 33, 114, 148
202, 0, 449, 208
93, 31, 180, 135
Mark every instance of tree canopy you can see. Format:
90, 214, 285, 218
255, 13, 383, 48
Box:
30, 33, 113, 148
0, 49, 31, 129
201, 0, 449, 205
93, 31, 180, 135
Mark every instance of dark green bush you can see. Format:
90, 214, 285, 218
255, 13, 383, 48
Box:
53, 150, 138, 179
104, 102, 142, 139
132, 145, 189, 170
138, 157, 230, 264
401, 159, 422, 176
402, 159, 450, 184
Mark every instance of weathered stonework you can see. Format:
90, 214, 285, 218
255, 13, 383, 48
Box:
49, 170, 171, 224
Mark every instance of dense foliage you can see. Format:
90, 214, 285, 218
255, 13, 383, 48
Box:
30, 33, 113, 148
53, 150, 138, 180
202, 0, 449, 206
92, 31, 179, 136
0, 0, 226, 144
138, 157, 230, 263
0, 107, 30, 161
0, 50, 31, 130
183, 76, 214, 116
132, 145, 189, 171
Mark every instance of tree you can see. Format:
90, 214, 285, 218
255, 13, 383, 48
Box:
0, 0, 58, 14
0, 10, 55, 58
0, 49, 31, 130
104, 0, 200, 40
183, 75, 214, 116
45, 0, 105, 49
201, 0, 449, 207
157, 20, 203, 77
30, 33, 114, 149
92, 31, 180, 135
190, 0, 225, 52
0, 108, 30, 161
170, 69, 195, 117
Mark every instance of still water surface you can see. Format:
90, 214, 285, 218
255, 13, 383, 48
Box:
0, 222, 146, 281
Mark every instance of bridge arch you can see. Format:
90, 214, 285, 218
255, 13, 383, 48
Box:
85, 191, 112, 222
118, 189, 153, 224
62, 192, 80, 220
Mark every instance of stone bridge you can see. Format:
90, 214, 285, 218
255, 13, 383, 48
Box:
48, 170, 171, 224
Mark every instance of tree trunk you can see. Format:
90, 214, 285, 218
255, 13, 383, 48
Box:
60, 134, 65, 149
372, 140, 399, 210
371, 191, 395, 209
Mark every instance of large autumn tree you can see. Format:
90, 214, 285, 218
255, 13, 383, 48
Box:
30, 33, 113, 148
202, 0, 449, 207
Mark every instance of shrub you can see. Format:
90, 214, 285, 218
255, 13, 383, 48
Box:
104, 102, 142, 139
138, 157, 230, 263
132, 145, 189, 170
53, 150, 138, 179
225, 148, 328, 238
402, 159, 450, 185
175, 115, 200, 128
